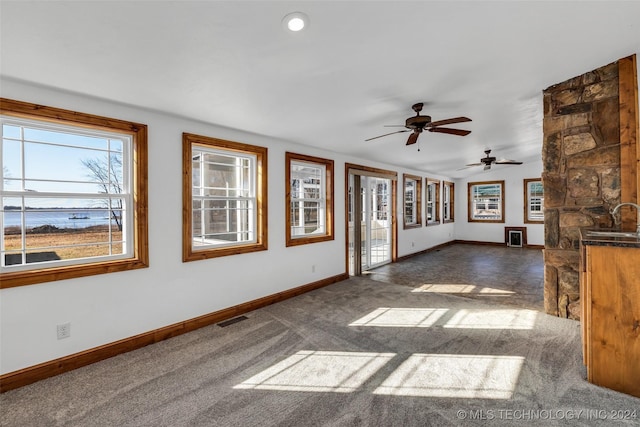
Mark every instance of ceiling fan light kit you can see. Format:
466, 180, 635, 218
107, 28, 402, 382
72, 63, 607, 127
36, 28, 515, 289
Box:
365, 102, 472, 146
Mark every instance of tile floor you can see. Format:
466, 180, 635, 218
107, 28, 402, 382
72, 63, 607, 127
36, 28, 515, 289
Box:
365, 243, 545, 311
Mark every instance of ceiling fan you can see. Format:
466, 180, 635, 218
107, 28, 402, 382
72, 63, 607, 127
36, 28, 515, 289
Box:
465, 149, 523, 171
365, 102, 472, 146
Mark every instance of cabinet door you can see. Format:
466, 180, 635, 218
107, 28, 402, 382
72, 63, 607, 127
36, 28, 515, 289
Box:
588, 245, 640, 398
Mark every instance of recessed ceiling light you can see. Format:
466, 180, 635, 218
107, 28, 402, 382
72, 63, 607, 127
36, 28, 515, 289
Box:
282, 12, 309, 32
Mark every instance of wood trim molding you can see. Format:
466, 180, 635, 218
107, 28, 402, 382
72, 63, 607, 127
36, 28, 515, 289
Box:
453, 239, 543, 250
0, 98, 149, 288
344, 163, 398, 274
402, 173, 422, 229
467, 180, 506, 223
618, 55, 639, 230
181, 133, 268, 262
285, 152, 335, 247
0, 272, 349, 393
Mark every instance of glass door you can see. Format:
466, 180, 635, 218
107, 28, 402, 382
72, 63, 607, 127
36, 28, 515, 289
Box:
348, 173, 392, 275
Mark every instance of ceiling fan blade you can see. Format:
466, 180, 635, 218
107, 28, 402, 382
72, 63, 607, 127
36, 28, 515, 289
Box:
365, 129, 410, 141
428, 127, 471, 136
465, 162, 483, 167
495, 160, 523, 165
406, 132, 419, 145
427, 116, 472, 127
383, 125, 408, 128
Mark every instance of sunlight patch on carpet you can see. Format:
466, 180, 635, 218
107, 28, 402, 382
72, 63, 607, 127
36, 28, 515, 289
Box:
373, 354, 524, 399
444, 309, 537, 330
412, 283, 515, 295
348, 307, 448, 328
234, 350, 395, 393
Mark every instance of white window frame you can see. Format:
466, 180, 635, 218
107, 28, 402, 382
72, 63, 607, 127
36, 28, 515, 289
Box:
290, 160, 326, 238
524, 178, 544, 223
443, 181, 454, 223
426, 178, 440, 225
468, 180, 505, 223
2, 119, 134, 272
191, 147, 257, 249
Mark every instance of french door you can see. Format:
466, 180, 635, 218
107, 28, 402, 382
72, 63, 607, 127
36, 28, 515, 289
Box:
347, 169, 395, 276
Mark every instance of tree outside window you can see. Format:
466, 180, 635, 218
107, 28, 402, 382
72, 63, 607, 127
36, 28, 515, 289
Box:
1, 98, 148, 289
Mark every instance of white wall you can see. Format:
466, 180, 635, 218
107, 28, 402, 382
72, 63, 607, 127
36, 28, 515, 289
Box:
1, 79, 467, 375
453, 160, 545, 246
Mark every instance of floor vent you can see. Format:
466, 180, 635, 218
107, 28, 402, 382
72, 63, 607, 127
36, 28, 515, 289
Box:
217, 316, 248, 328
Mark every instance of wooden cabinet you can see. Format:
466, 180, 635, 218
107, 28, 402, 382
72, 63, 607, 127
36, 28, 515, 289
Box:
581, 244, 640, 398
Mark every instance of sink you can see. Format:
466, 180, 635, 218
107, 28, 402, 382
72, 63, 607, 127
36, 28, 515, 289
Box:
585, 231, 639, 238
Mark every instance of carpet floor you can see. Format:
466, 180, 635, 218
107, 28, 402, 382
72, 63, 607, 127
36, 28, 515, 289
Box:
2, 247, 639, 426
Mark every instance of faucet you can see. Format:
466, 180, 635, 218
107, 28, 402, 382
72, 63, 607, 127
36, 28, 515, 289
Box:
611, 202, 640, 235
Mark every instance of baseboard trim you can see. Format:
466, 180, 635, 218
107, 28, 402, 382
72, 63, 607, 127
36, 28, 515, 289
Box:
0, 272, 349, 393
454, 239, 543, 249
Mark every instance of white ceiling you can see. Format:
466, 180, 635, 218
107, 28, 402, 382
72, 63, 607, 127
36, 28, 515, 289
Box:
1, 1, 639, 178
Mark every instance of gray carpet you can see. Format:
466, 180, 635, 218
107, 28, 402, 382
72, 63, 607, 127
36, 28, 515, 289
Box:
2, 276, 639, 426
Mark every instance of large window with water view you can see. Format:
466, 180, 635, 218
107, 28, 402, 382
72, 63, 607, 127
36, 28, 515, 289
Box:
1, 98, 148, 288
2, 120, 131, 269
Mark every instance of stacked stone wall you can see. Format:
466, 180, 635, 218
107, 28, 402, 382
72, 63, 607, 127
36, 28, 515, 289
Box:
542, 61, 621, 319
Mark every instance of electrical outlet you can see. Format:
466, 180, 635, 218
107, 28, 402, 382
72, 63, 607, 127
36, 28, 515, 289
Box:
57, 323, 71, 340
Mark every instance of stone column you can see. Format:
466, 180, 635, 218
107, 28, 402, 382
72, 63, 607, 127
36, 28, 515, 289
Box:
542, 61, 621, 319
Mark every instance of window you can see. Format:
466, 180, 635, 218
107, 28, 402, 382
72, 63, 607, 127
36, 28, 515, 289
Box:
182, 133, 267, 261
403, 174, 422, 228
426, 178, 440, 225
468, 180, 505, 223
443, 181, 455, 223
286, 152, 334, 246
524, 178, 544, 223
1, 98, 148, 288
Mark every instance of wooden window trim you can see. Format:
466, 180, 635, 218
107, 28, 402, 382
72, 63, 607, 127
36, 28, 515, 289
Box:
426, 178, 441, 226
442, 180, 455, 223
285, 152, 334, 247
182, 133, 268, 261
403, 174, 422, 229
467, 180, 506, 223
0, 98, 149, 289
524, 178, 544, 224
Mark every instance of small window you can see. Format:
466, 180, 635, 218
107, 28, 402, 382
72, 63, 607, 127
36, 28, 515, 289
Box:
286, 152, 334, 246
443, 181, 455, 223
182, 133, 267, 261
524, 178, 544, 223
426, 178, 440, 225
403, 174, 422, 228
1, 98, 148, 288
468, 180, 505, 223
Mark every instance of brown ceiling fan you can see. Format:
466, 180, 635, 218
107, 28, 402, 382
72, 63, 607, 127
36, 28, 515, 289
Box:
465, 149, 523, 171
365, 102, 471, 145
